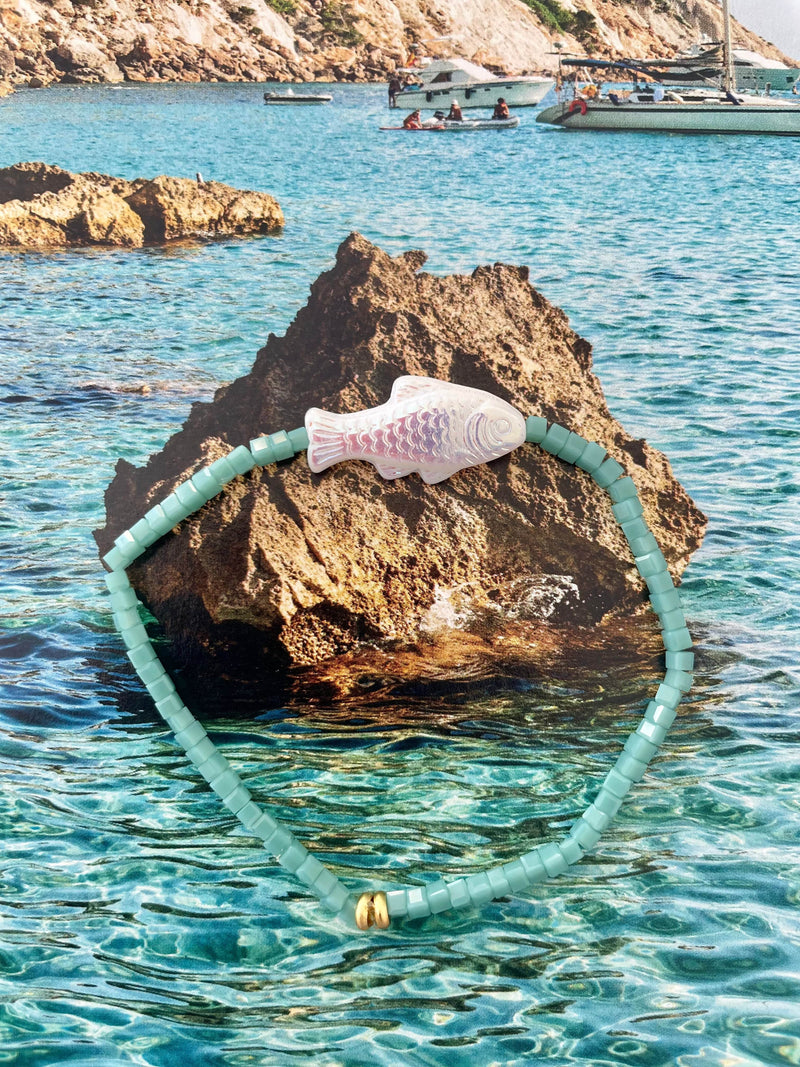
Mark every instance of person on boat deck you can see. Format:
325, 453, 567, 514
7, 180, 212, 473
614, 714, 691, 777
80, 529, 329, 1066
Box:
492, 97, 510, 119
652, 83, 665, 102
388, 76, 401, 107
447, 99, 464, 121
402, 109, 423, 129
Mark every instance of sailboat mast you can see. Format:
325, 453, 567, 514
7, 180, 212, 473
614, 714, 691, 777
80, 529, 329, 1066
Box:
721, 0, 734, 92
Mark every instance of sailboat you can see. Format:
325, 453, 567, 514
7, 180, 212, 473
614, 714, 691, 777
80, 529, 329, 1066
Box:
535, 0, 800, 136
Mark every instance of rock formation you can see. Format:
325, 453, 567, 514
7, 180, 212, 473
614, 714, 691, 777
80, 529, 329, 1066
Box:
95, 233, 707, 696
0, 0, 794, 89
0, 162, 283, 248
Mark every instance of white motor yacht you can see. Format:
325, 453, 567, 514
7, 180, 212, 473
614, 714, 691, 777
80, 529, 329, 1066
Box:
393, 57, 554, 111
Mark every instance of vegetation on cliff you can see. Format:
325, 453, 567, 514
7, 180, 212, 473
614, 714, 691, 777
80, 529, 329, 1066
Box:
0, 0, 792, 90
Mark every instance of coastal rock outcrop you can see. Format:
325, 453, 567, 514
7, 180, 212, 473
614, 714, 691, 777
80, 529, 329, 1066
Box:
95, 233, 706, 693
0, 162, 283, 248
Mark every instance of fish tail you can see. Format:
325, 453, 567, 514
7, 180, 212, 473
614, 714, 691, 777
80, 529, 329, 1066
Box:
305, 408, 349, 473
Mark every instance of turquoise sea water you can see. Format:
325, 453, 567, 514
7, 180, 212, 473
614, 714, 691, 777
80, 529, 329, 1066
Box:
1, 81, 800, 1065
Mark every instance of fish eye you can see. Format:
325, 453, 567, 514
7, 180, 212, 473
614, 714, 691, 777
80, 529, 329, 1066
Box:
493, 417, 511, 436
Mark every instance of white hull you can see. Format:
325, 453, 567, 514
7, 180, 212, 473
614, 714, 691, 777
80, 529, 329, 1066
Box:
395, 78, 553, 111
536, 98, 800, 135
264, 93, 332, 105
381, 117, 520, 132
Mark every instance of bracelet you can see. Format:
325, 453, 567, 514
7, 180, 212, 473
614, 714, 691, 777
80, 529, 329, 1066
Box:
102, 377, 693, 930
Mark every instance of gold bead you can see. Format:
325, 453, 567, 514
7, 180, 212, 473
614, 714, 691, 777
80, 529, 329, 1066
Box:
355, 891, 390, 930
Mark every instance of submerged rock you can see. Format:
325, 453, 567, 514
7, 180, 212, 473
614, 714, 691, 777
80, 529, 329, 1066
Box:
95, 233, 706, 695
0, 162, 283, 249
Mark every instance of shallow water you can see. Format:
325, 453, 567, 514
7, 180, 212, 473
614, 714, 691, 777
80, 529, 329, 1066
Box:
1, 82, 799, 1065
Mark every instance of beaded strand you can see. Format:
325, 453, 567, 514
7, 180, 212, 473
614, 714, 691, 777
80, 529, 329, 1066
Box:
102, 417, 692, 929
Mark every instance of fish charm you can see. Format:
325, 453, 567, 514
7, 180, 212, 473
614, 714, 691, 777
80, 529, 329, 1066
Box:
305, 375, 526, 484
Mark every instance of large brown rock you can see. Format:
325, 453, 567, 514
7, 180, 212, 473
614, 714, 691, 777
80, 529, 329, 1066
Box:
0, 162, 283, 248
96, 233, 706, 696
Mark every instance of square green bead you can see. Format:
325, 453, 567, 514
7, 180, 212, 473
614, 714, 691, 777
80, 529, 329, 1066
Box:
557, 431, 588, 464
277, 840, 308, 874
447, 880, 471, 910
102, 546, 127, 572
262, 825, 292, 855
221, 785, 252, 815
209, 768, 241, 799
608, 475, 637, 502
603, 768, 633, 798
310, 868, 339, 898
624, 732, 658, 762
629, 532, 659, 557
174, 720, 206, 749
612, 497, 644, 524
620, 516, 650, 542
593, 788, 623, 817
558, 838, 583, 866
659, 607, 686, 632
666, 650, 694, 671
637, 718, 668, 746
161, 494, 189, 523
501, 860, 531, 892
406, 887, 431, 919
583, 805, 611, 832
147, 677, 175, 704
540, 423, 571, 455
575, 441, 606, 473
466, 873, 494, 905
295, 854, 324, 887
236, 802, 263, 831
615, 752, 648, 782
663, 626, 693, 652
104, 570, 131, 593
155, 694, 189, 723
321, 884, 350, 915
185, 737, 216, 767
594, 457, 625, 489
569, 819, 602, 850
426, 882, 453, 914
644, 701, 677, 729
138, 659, 165, 687
127, 644, 157, 671
520, 850, 548, 883
487, 868, 511, 897
196, 750, 229, 782
664, 668, 693, 692
646, 571, 675, 595
174, 481, 205, 510
525, 415, 548, 444
650, 587, 682, 614
287, 428, 310, 453
539, 843, 569, 877
190, 468, 221, 501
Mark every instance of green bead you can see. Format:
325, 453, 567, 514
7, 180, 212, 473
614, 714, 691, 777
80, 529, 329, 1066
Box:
208, 768, 242, 799
501, 860, 531, 892
612, 497, 644, 524
288, 427, 310, 453
104, 570, 131, 593
190, 468, 222, 502
557, 431, 588, 464
250, 812, 280, 842
109, 588, 137, 613
644, 701, 677, 729
295, 855, 325, 888
558, 838, 583, 866
161, 494, 190, 523
603, 768, 633, 798
540, 423, 570, 455
520, 850, 548, 883
574, 440, 606, 473
616, 751, 648, 782
384, 887, 407, 913
620, 515, 650, 542
663, 626, 693, 651
629, 532, 659, 557
569, 818, 602, 850
174, 481, 205, 510
113, 605, 141, 631
608, 475, 638, 502
650, 587, 683, 614
636, 549, 668, 579
309, 868, 339, 899
487, 868, 512, 897
118, 622, 149, 651
654, 682, 682, 707
229, 445, 258, 474
664, 667, 693, 692
102, 546, 128, 572
659, 607, 686, 632
127, 644, 157, 671
666, 650, 694, 671
465, 872, 494, 905
426, 881, 452, 914
592, 788, 623, 817
320, 883, 350, 915
637, 719, 668, 747
624, 732, 658, 763
406, 887, 431, 919
185, 737, 217, 766
525, 415, 548, 443
646, 570, 675, 595
582, 805, 611, 832
156, 696, 191, 728
539, 842, 569, 877
277, 840, 308, 874
221, 785, 252, 816
594, 457, 625, 488
236, 802, 264, 831
447, 880, 471, 910
174, 721, 206, 749
148, 676, 177, 704
196, 750, 229, 782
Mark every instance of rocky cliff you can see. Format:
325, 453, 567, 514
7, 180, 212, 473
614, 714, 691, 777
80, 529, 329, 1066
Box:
0, 0, 793, 89
95, 234, 707, 699
0, 161, 283, 246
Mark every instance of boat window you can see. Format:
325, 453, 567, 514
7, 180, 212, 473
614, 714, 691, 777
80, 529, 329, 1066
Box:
431, 73, 452, 83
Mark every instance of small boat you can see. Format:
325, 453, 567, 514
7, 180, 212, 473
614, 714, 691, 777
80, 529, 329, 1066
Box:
380, 116, 520, 132
263, 89, 332, 105
631, 42, 800, 94
537, 3, 800, 137
393, 57, 553, 111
